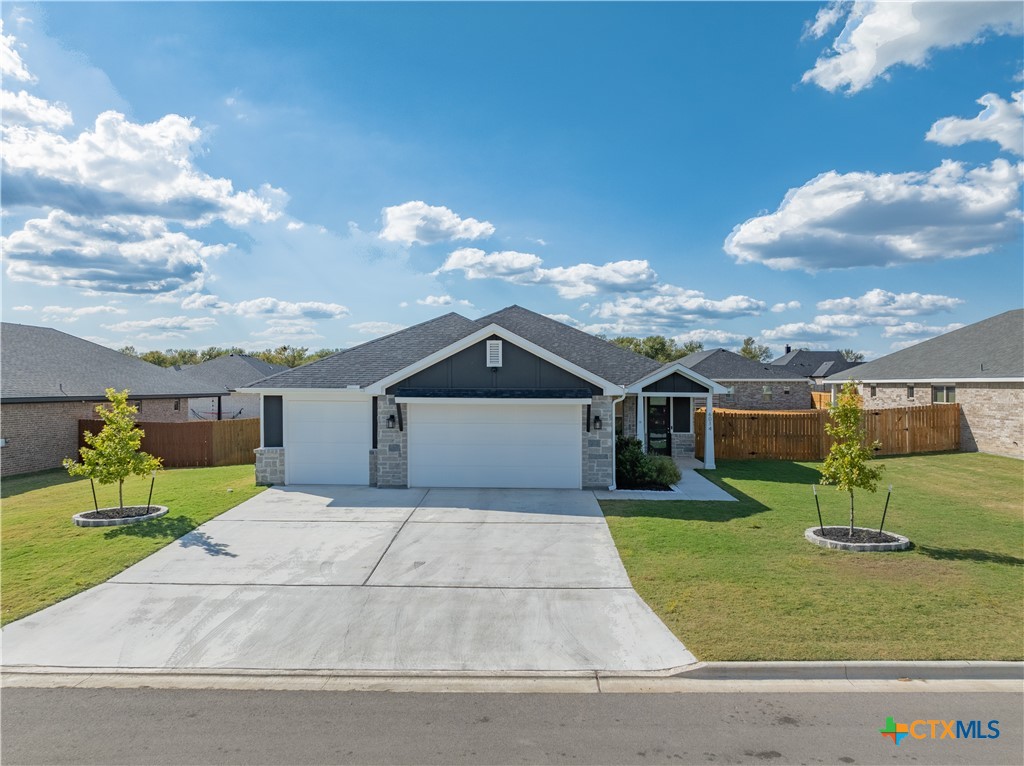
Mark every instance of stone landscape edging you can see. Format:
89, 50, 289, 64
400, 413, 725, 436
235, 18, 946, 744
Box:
72, 506, 169, 528
805, 526, 911, 552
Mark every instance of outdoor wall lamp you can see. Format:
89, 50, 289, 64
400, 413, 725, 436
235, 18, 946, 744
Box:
593, 415, 602, 430
386, 414, 397, 429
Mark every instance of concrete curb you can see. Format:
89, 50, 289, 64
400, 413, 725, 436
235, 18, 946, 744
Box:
3, 661, 1020, 693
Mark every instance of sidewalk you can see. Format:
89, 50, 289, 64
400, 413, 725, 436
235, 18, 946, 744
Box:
593, 456, 736, 501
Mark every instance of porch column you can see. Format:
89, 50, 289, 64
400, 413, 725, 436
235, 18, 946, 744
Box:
637, 393, 646, 452
704, 392, 716, 469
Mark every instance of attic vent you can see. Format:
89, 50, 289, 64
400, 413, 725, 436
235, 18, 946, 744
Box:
486, 340, 503, 368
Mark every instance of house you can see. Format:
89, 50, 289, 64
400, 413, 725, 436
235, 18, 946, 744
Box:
174, 354, 287, 420
679, 348, 814, 410
245, 305, 730, 489
0, 323, 225, 476
770, 346, 862, 389
826, 309, 1024, 459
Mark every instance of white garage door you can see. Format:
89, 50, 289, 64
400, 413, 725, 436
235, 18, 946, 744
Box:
285, 399, 370, 485
408, 403, 582, 488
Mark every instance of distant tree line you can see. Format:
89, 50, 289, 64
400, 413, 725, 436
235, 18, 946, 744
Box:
118, 345, 342, 369
608, 335, 864, 364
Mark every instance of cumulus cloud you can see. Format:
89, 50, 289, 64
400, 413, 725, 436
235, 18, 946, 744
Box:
802, 2, 1023, 94
41, 304, 126, 322
761, 322, 858, 341
673, 329, 746, 345
220, 297, 349, 320
816, 288, 963, 316
416, 294, 474, 308
927, 91, 1024, 156
1, 89, 72, 129
439, 247, 658, 299
181, 293, 224, 311
725, 160, 1023, 271
103, 315, 217, 334
350, 321, 406, 336
379, 201, 495, 246
771, 300, 801, 313
803, 1, 850, 40
250, 318, 324, 343
3, 211, 225, 294
285, 221, 304, 231
592, 285, 767, 323
880, 321, 964, 338
11, 305, 32, 311
0, 19, 35, 83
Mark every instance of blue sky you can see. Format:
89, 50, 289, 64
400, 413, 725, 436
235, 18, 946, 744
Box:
2, 1, 1022, 359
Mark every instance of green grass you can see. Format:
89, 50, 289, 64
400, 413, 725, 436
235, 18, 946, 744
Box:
1, 465, 265, 625
602, 453, 1024, 661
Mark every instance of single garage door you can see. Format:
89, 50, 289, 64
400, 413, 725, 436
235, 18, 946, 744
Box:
407, 402, 582, 488
285, 399, 370, 484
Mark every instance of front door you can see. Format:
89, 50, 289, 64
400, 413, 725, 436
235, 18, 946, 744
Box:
646, 397, 671, 455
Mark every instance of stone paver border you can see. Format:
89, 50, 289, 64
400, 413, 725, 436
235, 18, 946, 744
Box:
73, 506, 168, 528
805, 526, 911, 552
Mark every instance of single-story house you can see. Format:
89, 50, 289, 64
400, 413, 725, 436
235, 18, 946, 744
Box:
827, 309, 1023, 459
676, 348, 813, 410
0, 323, 225, 476
770, 347, 862, 389
174, 354, 287, 420
245, 305, 730, 489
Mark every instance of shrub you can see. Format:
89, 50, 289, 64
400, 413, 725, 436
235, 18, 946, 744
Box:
649, 455, 682, 487
615, 436, 655, 487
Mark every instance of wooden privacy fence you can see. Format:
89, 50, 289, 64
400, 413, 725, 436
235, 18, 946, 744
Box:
810, 391, 832, 409
695, 404, 960, 461
79, 418, 260, 468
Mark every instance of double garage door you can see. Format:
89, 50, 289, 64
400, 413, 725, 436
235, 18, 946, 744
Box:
284, 399, 582, 488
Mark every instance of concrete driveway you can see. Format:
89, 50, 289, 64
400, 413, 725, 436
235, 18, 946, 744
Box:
2, 487, 695, 673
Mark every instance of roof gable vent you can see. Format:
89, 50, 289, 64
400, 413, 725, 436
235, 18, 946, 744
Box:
486, 339, 503, 368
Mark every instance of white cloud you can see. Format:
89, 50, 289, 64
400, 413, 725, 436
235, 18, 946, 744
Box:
802, 2, 1023, 94
771, 300, 801, 313
221, 297, 349, 320
41, 304, 126, 322
673, 329, 746, 345
103, 315, 216, 334
543, 313, 584, 328
1, 89, 72, 129
350, 321, 406, 336
725, 160, 1023, 271
250, 318, 323, 343
379, 201, 495, 246
11, 304, 32, 311
3, 211, 225, 294
439, 247, 658, 299
803, 1, 849, 40
890, 338, 926, 351
880, 321, 964, 338
927, 91, 1024, 156
762, 322, 857, 341
592, 285, 767, 323
416, 294, 474, 308
285, 221, 304, 231
181, 293, 224, 311
816, 289, 963, 316
0, 19, 35, 83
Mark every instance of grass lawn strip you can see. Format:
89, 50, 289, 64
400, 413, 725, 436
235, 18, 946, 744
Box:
602, 453, 1024, 662
1, 465, 265, 626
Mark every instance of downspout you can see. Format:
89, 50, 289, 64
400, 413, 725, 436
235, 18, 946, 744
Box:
609, 388, 627, 490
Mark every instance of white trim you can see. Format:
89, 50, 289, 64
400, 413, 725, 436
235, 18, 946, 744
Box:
258, 395, 265, 448
395, 397, 592, 406
366, 324, 622, 395
626, 363, 728, 394
715, 378, 807, 383
829, 377, 1023, 384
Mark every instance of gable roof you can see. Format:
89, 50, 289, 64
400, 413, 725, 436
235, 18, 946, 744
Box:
175, 354, 287, 391
1, 323, 224, 403
770, 349, 862, 379
678, 348, 809, 381
827, 309, 1024, 383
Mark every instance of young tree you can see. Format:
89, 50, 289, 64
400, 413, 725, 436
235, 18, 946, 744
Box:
738, 336, 772, 362
819, 380, 884, 536
840, 348, 865, 362
63, 389, 162, 510
678, 340, 704, 356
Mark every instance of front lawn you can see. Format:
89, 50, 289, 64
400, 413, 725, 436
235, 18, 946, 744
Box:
1, 465, 265, 625
602, 453, 1024, 661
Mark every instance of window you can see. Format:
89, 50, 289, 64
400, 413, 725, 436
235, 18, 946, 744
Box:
869, 385, 877, 398
132, 400, 142, 412
614, 399, 624, 436
932, 385, 956, 404
762, 386, 772, 402
907, 385, 915, 400
783, 386, 790, 395
486, 339, 502, 368
173, 398, 180, 411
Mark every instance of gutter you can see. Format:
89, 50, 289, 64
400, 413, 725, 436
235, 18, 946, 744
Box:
608, 389, 627, 491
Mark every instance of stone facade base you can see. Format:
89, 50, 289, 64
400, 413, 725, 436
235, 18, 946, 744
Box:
671, 432, 695, 457
254, 447, 285, 485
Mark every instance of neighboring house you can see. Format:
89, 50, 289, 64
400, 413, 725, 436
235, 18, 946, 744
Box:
680, 348, 813, 410
245, 305, 729, 490
174, 354, 287, 420
0, 323, 224, 476
827, 309, 1024, 459
770, 346, 862, 389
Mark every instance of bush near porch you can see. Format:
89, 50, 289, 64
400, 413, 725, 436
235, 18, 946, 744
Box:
1, 465, 265, 626
602, 453, 1023, 661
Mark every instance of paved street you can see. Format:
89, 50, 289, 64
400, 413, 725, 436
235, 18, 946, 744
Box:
3, 688, 1020, 765
1, 486, 694, 672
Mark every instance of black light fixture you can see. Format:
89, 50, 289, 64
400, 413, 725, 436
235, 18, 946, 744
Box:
593, 415, 602, 430
386, 414, 397, 429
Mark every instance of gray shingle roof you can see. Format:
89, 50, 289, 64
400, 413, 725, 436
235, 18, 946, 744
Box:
1, 323, 225, 402
175, 354, 287, 391
827, 309, 1024, 382
678, 348, 809, 380
770, 350, 862, 379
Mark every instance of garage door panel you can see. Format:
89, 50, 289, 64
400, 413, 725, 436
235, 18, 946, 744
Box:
286, 400, 370, 485
408, 403, 581, 489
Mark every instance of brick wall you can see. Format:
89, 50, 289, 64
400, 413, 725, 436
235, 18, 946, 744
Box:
714, 380, 813, 410
1, 398, 189, 477
582, 396, 613, 488
857, 383, 927, 410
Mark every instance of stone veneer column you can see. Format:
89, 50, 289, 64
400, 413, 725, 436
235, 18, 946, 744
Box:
622, 396, 638, 439
375, 395, 408, 488
582, 396, 614, 489
254, 447, 285, 485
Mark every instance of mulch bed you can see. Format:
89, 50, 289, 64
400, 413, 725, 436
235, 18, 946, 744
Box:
814, 526, 901, 544
615, 481, 674, 491
79, 505, 161, 520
